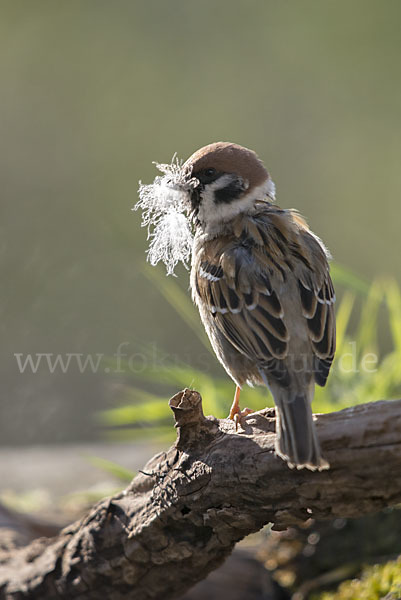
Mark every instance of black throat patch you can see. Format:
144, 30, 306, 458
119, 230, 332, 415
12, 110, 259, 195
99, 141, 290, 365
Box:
214, 177, 246, 204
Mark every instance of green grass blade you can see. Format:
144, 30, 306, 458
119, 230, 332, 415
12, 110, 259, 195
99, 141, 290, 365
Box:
335, 291, 355, 352
355, 280, 384, 357
330, 263, 370, 296
84, 456, 135, 482
385, 278, 401, 355
142, 265, 213, 354
99, 396, 170, 426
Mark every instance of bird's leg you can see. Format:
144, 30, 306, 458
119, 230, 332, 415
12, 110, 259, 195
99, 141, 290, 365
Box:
229, 385, 242, 420
228, 385, 253, 430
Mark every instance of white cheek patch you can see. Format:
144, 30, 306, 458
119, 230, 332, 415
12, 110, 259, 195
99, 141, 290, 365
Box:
198, 175, 276, 233
197, 174, 234, 224
247, 178, 276, 203
134, 156, 198, 276
198, 174, 253, 230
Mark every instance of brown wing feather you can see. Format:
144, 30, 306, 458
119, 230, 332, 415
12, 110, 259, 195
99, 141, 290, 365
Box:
296, 240, 336, 385
195, 234, 289, 365
194, 208, 336, 387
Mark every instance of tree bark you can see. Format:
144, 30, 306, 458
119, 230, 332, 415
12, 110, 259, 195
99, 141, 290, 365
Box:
1, 390, 401, 600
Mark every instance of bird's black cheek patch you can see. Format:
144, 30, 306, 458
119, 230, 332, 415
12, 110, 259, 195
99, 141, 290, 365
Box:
214, 178, 246, 204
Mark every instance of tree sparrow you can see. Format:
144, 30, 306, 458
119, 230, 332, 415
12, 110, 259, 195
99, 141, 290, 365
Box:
185, 142, 336, 470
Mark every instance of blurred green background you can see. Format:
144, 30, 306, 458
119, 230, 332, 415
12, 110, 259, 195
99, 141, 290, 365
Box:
1, 0, 401, 445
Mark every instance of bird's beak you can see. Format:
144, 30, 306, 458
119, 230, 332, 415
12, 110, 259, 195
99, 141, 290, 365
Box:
160, 160, 200, 220
165, 181, 188, 192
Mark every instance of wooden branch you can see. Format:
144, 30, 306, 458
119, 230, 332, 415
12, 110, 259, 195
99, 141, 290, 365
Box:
1, 390, 401, 600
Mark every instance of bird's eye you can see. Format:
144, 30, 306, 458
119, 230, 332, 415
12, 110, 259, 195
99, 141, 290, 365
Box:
194, 167, 219, 185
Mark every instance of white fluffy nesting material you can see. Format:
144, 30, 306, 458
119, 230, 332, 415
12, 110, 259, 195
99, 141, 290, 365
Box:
134, 156, 198, 276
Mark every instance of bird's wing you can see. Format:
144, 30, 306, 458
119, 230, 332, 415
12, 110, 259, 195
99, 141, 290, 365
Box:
194, 207, 335, 386
194, 215, 290, 370
295, 226, 336, 386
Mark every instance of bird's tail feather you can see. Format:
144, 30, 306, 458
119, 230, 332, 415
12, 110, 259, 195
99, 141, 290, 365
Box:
261, 373, 329, 470
275, 392, 328, 470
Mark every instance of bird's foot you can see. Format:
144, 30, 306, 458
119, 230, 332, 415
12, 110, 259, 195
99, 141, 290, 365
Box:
229, 406, 254, 431
228, 385, 254, 430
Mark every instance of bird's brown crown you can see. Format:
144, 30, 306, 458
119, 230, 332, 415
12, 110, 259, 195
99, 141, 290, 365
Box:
185, 142, 269, 192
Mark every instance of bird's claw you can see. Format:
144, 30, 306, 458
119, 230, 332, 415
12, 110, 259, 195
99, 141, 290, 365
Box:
232, 407, 254, 431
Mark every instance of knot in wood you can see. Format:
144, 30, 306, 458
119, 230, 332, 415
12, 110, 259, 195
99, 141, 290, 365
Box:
169, 389, 214, 450
169, 389, 204, 427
